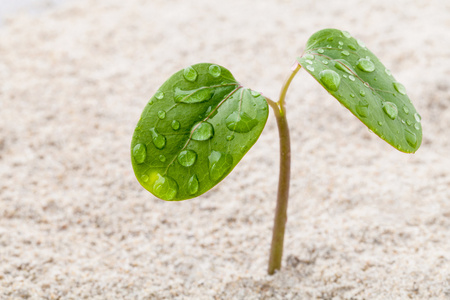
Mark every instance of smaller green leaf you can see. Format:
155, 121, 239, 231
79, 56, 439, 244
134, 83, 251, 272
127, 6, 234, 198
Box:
297, 28, 422, 153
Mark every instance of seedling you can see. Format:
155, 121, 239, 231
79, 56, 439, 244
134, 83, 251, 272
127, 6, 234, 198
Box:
131, 29, 422, 274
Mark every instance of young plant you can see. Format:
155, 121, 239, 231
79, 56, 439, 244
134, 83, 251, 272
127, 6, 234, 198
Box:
131, 28, 422, 275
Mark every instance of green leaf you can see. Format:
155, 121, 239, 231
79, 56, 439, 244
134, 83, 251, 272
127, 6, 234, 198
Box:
297, 28, 422, 153
131, 63, 269, 201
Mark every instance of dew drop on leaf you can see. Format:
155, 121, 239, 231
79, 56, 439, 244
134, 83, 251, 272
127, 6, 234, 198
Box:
385, 68, 392, 76
174, 87, 215, 104
393, 82, 407, 95
191, 122, 214, 141
319, 69, 341, 92
157, 110, 166, 120
226, 111, 258, 133
341, 50, 350, 56
226, 135, 235, 141
414, 112, 421, 122
334, 59, 353, 74
357, 39, 366, 49
403, 106, 409, 115
183, 66, 198, 82
188, 175, 199, 195
356, 58, 375, 72
317, 48, 324, 54
208, 64, 221, 78
153, 174, 178, 200
141, 174, 149, 182
355, 99, 369, 117
348, 44, 356, 50
150, 128, 166, 149
159, 154, 166, 162
382, 102, 398, 120
348, 75, 355, 81
208, 151, 233, 181
414, 123, 421, 131
360, 90, 366, 97
171, 120, 180, 131
132, 143, 147, 164
342, 30, 351, 38
177, 150, 197, 167
404, 129, 417, 147
306, 65, 315, 72
155, 91, 164, 100
304, 54, 315, 60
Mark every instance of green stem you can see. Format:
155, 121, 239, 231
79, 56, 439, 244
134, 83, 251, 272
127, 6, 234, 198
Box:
267, 62, 301, 275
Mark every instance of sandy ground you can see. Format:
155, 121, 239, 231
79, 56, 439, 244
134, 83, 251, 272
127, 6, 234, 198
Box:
1, 0, 449, 299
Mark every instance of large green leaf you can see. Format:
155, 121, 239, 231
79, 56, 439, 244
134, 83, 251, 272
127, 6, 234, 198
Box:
131, 63, 268, 201
297, 29, 422, 153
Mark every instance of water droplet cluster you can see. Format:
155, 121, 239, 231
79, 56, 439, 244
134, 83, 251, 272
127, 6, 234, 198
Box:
298, 29, 421, 152
132, 63, 269, 200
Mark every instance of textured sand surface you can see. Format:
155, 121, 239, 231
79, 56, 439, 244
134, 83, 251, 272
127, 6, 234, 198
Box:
1, 0, 449, 299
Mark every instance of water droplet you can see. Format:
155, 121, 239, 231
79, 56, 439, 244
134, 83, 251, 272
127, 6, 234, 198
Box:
414, 113, 421, 123
364, 82, 370, 88
348, 44, 356, 50
251, 90, 261, 97
356, 99, 369, 117
382, 102, 398, 120
153, 174, 178, 200
208, 64, 221, 77
322, 60, 329, 65
306, 65, 315, 72
304, 54, 315, 60
305, 60, 313, 65
414, 123, 420, 131
385, 68, 392, 76
348, 75, 355, 81
334, 59, 353, 74
341, 50, 350, 56
406, 119, 413, 126
177, 150, 197, 167
141, 174, 149, 183
171, 120, 180, 131
208, 151, 233, 181
360, 90, 366, 97
319, 70, 341, 92
227, 135, 235, 141
188, 175, 199, 195
327, 37, 334, 42
226, 111, 258, 133
357, 39, 366, 49
350, 93, 355, 98
378, 121, 383, 126
174, 87, 214, 103
157, 110, 166, 120
356, 58, 375, 72
150, 128, 166, 149
155, 91, 164, 100
402, 106, 409, 115
342, 30, 351, 38
338, 41, 344, 46
183, 66, 198, 82
191, 122, 214, 141
318, 48, 325, 54
404, 129, 417, 148
393, 82, 407, 95
132, 143, 146, 164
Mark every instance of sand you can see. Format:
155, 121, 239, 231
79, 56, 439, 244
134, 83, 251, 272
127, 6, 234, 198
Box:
0, 0, 449, 299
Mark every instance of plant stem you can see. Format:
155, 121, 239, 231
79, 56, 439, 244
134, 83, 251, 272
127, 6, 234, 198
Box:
266, 62, 301, 275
